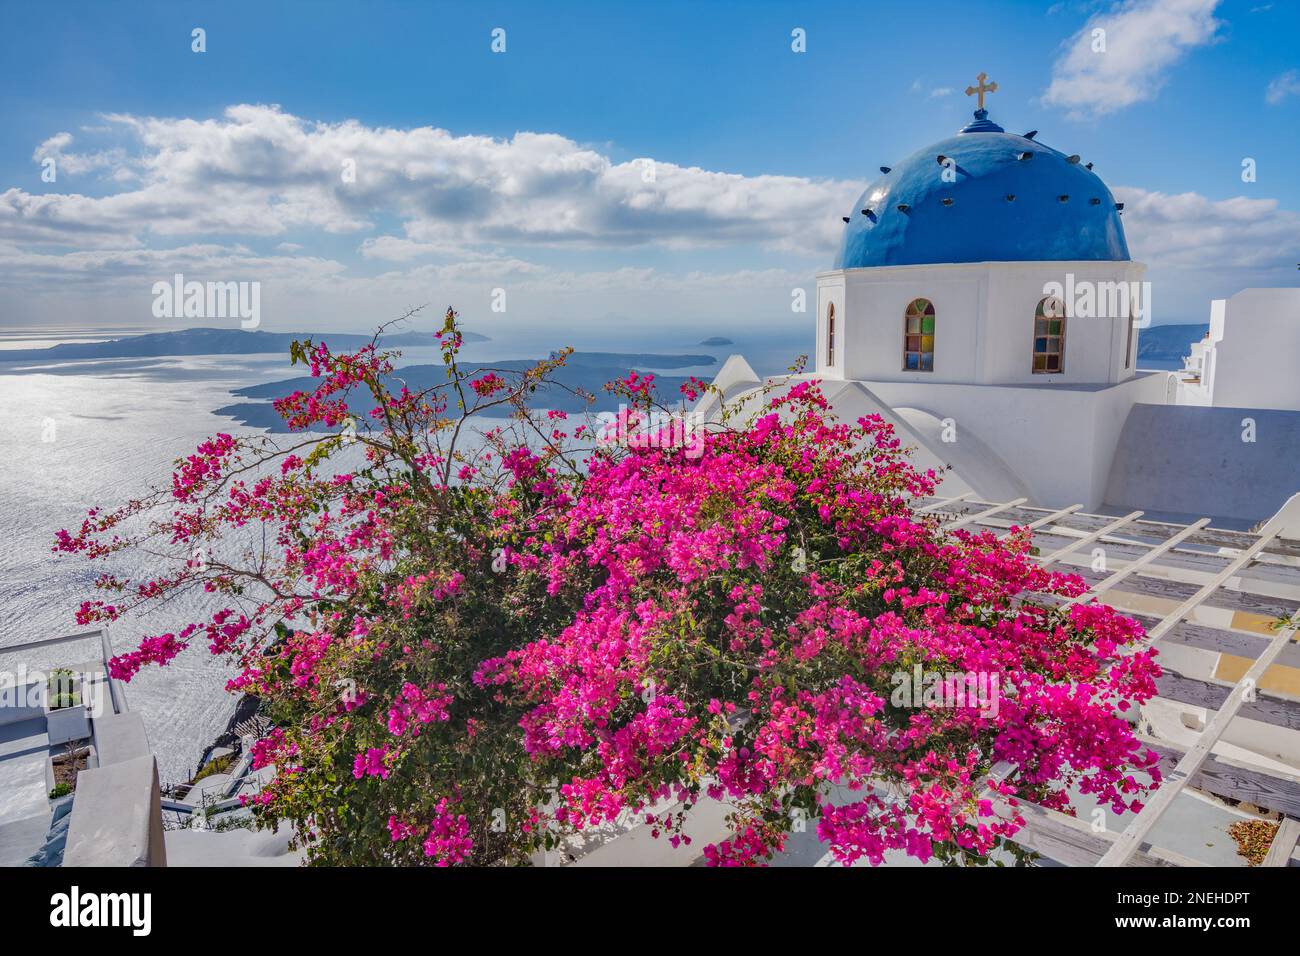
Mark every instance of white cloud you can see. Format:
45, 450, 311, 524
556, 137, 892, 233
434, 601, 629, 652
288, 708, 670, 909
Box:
0, 241, 345, 288
6, 101, 1296, 336
1043, 0, 1224, 118
0, 234, 812, 336
1265, 69, 1300, 105
1116, 185, 1300, 271
4, 105, 860, 259
0, 188, 151, 249
929, 87, 955, 98
0, 104, 870, 334
32, 131, 129, 177
358, 235, 501, 262
1114, 184, 1300, 322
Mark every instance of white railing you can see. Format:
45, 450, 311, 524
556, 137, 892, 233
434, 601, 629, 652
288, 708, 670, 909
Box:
0, 626, 128, 718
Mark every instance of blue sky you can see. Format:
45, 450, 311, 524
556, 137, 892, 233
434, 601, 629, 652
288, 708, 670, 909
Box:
0, 0, 1297, 337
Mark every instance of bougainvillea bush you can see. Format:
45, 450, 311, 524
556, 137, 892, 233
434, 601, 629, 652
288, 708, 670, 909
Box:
56, 307, 1163, 866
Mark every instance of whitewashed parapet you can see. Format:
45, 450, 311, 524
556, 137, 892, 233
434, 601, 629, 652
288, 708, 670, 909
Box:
63, 754, 167, 867
63, 711, 167, 867
527, 790, 736, 867
0, 676, 45, 726
570, 794, 733, 866
93, 711, 152, 766
47, 705, 91, 746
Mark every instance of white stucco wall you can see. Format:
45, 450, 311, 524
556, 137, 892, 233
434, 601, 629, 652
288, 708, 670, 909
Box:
815, 380, 1029, 501
705, 365, 1166, 510
1104, 403, 1300, 522
815, 260, 1147, 387
1208, 288, 1300, 411
864, 371, 1167, 508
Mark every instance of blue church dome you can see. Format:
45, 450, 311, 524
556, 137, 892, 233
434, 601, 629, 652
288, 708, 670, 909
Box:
835, 109, 1129, 269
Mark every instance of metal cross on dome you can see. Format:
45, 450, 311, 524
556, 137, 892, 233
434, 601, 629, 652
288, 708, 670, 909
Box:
965, 72, 998, 110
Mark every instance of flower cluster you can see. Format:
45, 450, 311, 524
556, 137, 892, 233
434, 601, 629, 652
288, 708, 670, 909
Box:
55, 307, 1161, 867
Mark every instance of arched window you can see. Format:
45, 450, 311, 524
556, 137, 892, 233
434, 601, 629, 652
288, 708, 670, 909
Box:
1125, 292, 1138, 369
826, 302, 836, 366
1033, 296, 1066, 373
903, 298, 935, 371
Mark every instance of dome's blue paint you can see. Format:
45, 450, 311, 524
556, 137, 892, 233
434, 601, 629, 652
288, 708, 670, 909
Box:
835, 110, 1129, 269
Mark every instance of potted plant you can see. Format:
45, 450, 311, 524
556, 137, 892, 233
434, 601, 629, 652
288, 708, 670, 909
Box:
45, 668, 90, 745
46, 669, 79, 710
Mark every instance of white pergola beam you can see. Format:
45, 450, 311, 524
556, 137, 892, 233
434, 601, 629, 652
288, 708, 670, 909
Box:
1039, 510, 1144, 567
1262, 817, 1300, 867
997, 503, 1082, 541
1144, 529, 1281, 643
917, 491, 972, 514
944, 497, 1028, 532
1061, 518, 1211, 609
1097, 611, 1300, 867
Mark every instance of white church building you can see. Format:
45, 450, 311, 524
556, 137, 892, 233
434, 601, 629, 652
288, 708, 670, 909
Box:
706, 82, 1300, 529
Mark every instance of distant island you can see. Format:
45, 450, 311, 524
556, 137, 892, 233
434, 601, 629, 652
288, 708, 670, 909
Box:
217, 352, 715, 430
1, 322, 1205, 378
548, 350, 715, 368
1136, 323, 1208, 367
0, 326, 489, 364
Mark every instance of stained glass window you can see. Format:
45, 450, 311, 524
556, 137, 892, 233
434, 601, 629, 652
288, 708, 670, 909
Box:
1125, 303, 1137, 369
1032, 297, 1066, 374
827, 302, 836, 366
903, 298, 935, 372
